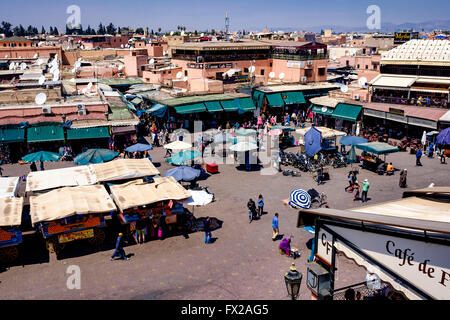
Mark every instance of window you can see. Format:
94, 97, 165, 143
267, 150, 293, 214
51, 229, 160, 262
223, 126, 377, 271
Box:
357, 64, 360, 69
168, 71, 171, 74
305, 69, 313, 78
318, 68, 326, 76
260, 69, 265, 76
346, 60, 350, 66
270, 62, 273, 67
365, 65, 369, 69
19, 43, 22, 47
163, 71, 166, 74
141, 66, 145, 71
23, 43, 27, 47
185, 70, 188, 76
244, 68, 249, 73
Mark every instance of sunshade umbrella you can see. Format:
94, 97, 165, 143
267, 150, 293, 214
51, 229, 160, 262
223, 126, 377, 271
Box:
164, 140, 192, 150
267, 129, 283, 136
125, 143, 152, 153
340, 136, 368, 146
168, 150, 202, 166
288, 189, 311, 209
421, 131, 427, 146
22, 151, 61, 163
235, 128, 257, 136
270, 125, 295, 132
304, 127, 322, 157
164, 166, 201, 182
229, 141, 258, 152
436, 128, 450, 146
74, 149, 119, 165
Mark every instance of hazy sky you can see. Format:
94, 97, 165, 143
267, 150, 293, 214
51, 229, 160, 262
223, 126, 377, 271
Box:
1, 0, 449, 31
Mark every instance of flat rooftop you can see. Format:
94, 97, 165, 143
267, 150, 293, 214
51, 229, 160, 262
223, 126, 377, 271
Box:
256, 82, 340, 93
171, 41, 271, 51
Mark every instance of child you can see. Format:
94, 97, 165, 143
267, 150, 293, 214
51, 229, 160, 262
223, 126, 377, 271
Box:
353, 181, 360, 201
257, 194, 264, 218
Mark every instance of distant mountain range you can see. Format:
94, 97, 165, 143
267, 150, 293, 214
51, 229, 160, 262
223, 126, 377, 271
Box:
267, 20, 450, 34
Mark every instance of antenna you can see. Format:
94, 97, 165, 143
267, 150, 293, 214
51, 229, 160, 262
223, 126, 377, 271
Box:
35, 92, 47, 105
20, 63, 27, 70
358, 77, 368, 87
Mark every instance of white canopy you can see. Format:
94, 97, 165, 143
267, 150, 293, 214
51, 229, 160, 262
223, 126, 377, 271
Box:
26, 166, 97, 192
229, 141, 258, 152
0, 197, 23, 226
183, 190, 214, 206
163, 141, 192, 150
92, 159, 160, 182
0, 177, 20, 198
222, 68, 241, 77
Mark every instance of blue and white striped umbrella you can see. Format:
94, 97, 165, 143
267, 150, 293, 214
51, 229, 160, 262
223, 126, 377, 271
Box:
289, 189, 312, 209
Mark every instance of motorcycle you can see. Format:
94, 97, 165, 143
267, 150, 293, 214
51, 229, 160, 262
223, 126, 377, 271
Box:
332, 152, 347, 168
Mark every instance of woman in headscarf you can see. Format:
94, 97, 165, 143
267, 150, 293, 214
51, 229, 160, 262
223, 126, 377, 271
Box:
399, 169, 407, 188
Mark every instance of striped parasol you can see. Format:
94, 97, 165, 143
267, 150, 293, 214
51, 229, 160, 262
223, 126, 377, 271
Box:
288, 189, 311, 209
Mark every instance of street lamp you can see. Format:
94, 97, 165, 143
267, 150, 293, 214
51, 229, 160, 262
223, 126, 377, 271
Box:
284, 263, 303, 300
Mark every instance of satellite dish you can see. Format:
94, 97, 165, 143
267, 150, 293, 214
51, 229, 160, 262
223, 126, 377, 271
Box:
118, 65, 124, 71
70, 78, 76, 83
340, 85, 349, 93
249, 66, 255, 73
183, 76, 188, 82
279, 73, 285, 80
33, 53, 38, 59
201, 33, 204, 37
74, 61, 81, 69
4, 55, 8, 58
35, 93, 47, 105
269, 72, 275, 79
170, 31, 174, 36
149, 58, 155, 64
358, 77, 368, 87
9, 62, 15, 70
77, 58, 82, 62
87, 82, 93, 90
38, 76, 45, 85
181, 31, 185, 36
121, 44, 124, 48
82, 87, 88, 94
176, 72, 182, 79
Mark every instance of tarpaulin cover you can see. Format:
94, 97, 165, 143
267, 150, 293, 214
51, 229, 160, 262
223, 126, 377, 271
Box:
109, 177, 191, 212
74, 149, 119, 165
66, 127, 110, 140
26, 165, 97, 192
92, 159, 160, 182
304, 127, 322, 156
30, 185, 117, 224
27, 125, 64, 143
355, 142, 399, 155
0, 197, 23, 226
0, 177, 20, 198
147, 104, 168, 118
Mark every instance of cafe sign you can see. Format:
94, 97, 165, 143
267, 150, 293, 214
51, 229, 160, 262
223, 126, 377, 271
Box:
287, 61, 305, 69
321, 224, 450, 300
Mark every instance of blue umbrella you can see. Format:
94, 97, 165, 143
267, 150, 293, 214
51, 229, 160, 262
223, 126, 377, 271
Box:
305, 127, 322, 157
22, 151, 61, 163
164, 166, 201, 182
125, 143, 153, 153
436, 128, 450, 146
168, 150, 202, 166
340, 136, 368, 146
289, 189, 312, 209
74, 149, 119, 165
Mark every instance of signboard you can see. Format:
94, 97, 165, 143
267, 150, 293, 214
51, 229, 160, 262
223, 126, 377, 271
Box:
58, 229, 94, 244
205, 63, 233, 69
407, 117, 437, 129
386, 112, 408, 123
287, 61, 305, 69
389, 107, 404, 116
187, 63, 204, 69
317, 228, 333, 266
364, 109, 386, 119
325, 224, 450, 300
394, 32, 419, 44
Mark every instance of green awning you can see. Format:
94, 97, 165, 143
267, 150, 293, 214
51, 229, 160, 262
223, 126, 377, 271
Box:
66, 126, 110, 140
238, 98, 256, 111
282, 91, 306, 105
355, 142, 399, 155
312, 105, 335, 116
253, 91, 264, 108
204, 101, 223, 112
332, 103, 362, 122
174, 103, 206, 114
266, 93, 284, 108
27, 125, 64, 143
220, 100, 238, 112
0, 128, 25, 143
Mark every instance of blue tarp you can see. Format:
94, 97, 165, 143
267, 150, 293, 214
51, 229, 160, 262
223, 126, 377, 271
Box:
340, 136, 368, 146
146, 103, 168, 118
125, 143, 153, 153
436, 128, 450, 146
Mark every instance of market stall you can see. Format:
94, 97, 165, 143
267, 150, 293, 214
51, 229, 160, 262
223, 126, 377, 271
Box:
109, 177, 192, 243
0, 197, 23, 263
0, 177, 20, 198
30, 185, 117, 254
297, 187, 450, 300
296, 126, 346, 154
269, 125, 296, 147
355, 142, 399, 173
92, 158, 160, 182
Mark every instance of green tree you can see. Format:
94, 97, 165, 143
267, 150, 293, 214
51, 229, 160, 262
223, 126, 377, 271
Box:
135, 27, 144, 35
106, 23, 116, 35
157, 27, 161, 35
41, 26, 46, 35
97, 23, 105, 35
0, 21, 13, 37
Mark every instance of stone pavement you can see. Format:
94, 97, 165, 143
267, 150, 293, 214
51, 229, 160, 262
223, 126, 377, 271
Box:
0, 136, 448, 300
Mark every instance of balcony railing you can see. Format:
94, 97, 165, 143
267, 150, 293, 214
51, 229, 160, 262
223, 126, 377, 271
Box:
372, 95, 449, 108
270, 53, 328, 61
172, 54, 269, 62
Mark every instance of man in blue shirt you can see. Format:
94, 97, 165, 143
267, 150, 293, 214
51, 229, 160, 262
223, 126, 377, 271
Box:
257, 195, 264, 218
272, 213, 279, 241
416, 149, 423, 166
111, 233, 129, 261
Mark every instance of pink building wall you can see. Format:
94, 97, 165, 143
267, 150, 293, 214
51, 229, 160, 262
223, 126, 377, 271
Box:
124, 55, 149, 77
0, 46, 62, 59
271, 59, 328, 83
146, 44, 164, 57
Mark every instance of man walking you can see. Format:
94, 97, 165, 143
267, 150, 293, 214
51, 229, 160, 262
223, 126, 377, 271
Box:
136, 219, 147, 245
111, 233, 129, 261
203, 217, 212, 244
416, 149, 423, 166
272, 213, 279, 241
361, 179, 370, 203
257, 194, 264, 218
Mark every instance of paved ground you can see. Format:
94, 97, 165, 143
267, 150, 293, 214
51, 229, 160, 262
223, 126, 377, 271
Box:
0, 131, 448, 300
